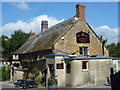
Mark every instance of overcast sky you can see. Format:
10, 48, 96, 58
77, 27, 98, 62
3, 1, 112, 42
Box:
1, 2, 119, 44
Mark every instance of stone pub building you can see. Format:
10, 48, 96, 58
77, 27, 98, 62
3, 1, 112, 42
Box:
11, 4, 113, 88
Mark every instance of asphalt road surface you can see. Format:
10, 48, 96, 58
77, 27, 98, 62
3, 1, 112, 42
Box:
0, 81, 111, 90
0, 81, 46, 90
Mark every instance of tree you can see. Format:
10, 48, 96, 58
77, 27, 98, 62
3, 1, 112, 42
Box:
0, 65, 10, 81
1, 35, 9, 58
116, 43, 120, 57
2, 30, 29, 58
99, 35, 108, 45
1, 35, 9, 47
98, 35, 120, 57
98, 35, 108, 56
107, 43, 120, 57
8, 30, 29, 55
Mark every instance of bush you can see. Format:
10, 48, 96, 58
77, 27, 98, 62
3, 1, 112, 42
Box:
23, 72, 29, 79
0, 67, 2, 81
48, 74, 58, 86
35, 77, 42, 84
35, 77, 45, 87
1, 65, 10, 81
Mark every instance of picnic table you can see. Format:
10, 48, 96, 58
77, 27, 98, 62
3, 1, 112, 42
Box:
14, 80, 39, 89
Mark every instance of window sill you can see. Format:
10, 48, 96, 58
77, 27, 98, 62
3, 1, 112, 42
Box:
82, 69, 88, 72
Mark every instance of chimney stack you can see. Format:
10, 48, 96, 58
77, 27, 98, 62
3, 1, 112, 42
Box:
76, 4, 85, 21
29, 31, 35, 37
41, 20, 48, 31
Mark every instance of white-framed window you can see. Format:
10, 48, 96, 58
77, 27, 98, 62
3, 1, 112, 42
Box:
82, 61, 88, 71
80, 47, 89, 56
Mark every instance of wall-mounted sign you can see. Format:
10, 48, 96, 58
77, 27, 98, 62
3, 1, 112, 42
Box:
13, 55, 19, 60
76, 31, 90, 43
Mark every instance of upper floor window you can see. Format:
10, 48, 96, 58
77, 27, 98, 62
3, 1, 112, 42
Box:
76, 31, 90, 43
80, 47, 89, 56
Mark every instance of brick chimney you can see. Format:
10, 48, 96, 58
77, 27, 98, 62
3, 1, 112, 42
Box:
29, 31, 35, 37
41, 20, 48, 31
76, 4, 85, 21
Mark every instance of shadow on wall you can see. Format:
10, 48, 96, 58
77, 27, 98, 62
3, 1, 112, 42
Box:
111, 70, 120, 90
23, 60, 46, 80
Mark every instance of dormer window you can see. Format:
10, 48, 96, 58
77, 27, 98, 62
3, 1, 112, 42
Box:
80, 47, 89, 56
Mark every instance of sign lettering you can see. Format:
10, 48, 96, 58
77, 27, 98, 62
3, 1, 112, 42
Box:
76, 31, 90, 43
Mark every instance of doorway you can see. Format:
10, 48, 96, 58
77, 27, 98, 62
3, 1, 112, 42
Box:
48, 64, 54, 75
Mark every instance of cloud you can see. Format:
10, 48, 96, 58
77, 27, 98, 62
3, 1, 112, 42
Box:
1, 15, 64, 37
92, 25, 118, 44
1, 15, 118, 44
10, 2, 30, 10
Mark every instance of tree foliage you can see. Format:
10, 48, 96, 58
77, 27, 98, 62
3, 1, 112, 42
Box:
0, 65, 10, 81
107, 43, 120, 57
99, 35, 107, 45
98, 35, 120, 57
2, 30, 29, 58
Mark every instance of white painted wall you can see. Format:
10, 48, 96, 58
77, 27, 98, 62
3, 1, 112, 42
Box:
113, 60, 120, 73
54, 56, 66, 87
66, 59, 112, 87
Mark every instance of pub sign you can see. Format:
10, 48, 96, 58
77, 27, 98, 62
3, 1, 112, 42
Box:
13, 54, 19, 60
76, 31, 90, 43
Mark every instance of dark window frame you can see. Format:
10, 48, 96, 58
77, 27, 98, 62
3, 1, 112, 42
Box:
82, 61, 88, 71
79, 47, 89, 56
66, 63, 71, 73
56, 63, 64, 69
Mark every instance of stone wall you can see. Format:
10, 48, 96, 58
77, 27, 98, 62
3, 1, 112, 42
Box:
12, 49, 52, 81
54, 21, 109, 56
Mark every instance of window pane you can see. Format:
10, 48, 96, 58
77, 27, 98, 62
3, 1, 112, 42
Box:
80, 47, 83, 55
66, 63, 70, 73
57, 63, 64, 69
82, 61, 88, 69
84, 47, 88, 56
79, 47, 89, 56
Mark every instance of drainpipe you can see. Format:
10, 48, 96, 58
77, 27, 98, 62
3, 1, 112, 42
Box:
102, 41, 105, 56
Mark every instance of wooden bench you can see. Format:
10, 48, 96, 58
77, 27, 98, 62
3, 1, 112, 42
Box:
14, 80, 39, 89
14, 80, 26, 87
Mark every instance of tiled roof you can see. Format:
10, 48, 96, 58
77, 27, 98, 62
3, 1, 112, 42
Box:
15, 16, 78, 54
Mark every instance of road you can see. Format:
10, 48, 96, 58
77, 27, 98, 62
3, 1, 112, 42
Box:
0, 81, 111, 90
0, 81, 46, 90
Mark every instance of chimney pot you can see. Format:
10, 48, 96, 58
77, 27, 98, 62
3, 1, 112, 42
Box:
29, 31, 35, 37
76, 4, 86, 21
41, 20, 48, 31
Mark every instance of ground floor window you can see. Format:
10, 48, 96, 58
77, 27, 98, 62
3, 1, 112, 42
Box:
66, 63, 71, 73
82, 61, 88, 71
13, 63, 19, 67
56, 63, 64, 69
